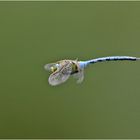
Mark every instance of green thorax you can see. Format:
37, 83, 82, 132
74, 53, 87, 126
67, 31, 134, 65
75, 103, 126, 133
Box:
71, 61, 79, 74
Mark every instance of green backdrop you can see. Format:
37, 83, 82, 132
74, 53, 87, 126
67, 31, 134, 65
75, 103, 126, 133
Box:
0, 2, 140, 138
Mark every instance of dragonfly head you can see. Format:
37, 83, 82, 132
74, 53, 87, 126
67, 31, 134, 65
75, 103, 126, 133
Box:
50, 66, 57, 72
50, 64, 59, 73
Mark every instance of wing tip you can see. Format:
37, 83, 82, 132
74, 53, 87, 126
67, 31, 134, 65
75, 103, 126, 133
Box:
44, 64, 48, 70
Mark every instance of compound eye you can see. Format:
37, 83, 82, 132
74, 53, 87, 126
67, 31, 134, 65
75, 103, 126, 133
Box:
50, 64, 60, 73
50, 67, 56, 72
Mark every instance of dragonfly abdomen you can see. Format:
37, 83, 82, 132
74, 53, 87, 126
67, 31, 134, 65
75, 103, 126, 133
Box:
88, 56, 139, 64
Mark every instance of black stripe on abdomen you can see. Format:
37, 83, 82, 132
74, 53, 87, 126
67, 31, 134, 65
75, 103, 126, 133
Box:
108, 58, 136, 61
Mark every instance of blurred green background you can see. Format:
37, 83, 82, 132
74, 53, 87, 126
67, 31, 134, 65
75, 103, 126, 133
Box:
0, 1, 140, 138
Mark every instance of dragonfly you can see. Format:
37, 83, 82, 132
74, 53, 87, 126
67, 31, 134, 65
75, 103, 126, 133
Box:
44, 56, 140, 86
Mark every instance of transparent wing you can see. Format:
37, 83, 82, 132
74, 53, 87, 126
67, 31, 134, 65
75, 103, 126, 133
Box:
48, 62, 72, 86
44, 63, 56, 71
49, 72, 70, 86
73, 69, 84, 84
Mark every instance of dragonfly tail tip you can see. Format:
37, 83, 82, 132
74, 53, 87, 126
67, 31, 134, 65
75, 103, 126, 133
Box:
136, 57, 140, 60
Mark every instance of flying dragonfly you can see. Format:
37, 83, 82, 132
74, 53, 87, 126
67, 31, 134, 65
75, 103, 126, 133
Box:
44, 56, 140, 86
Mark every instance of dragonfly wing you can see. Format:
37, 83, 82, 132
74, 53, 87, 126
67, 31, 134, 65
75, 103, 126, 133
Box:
73, 70, 84, 84
44, 63, 56, 71
48, 61, 72, 86
49, 72, 70, 86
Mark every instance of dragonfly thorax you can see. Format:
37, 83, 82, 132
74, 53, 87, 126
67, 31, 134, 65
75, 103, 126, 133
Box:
57, 60, 80, 75
71, 61, 79, 74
